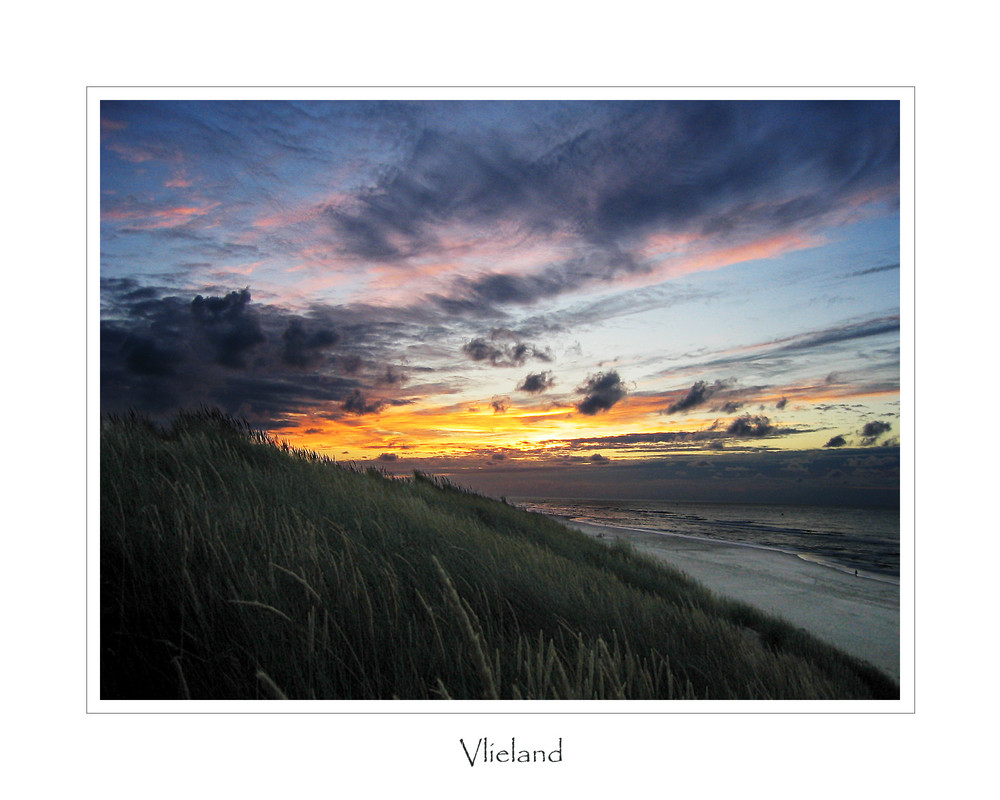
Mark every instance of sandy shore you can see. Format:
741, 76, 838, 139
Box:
559, 517, 899, 682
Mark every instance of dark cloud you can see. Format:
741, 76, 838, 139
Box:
576, 371, 628, 415
726, 414, 777, 438
776, 396, 788, 409
190, 289, 266, 368
783, 319, 899, 358
860, 420, 891, 445
341, 389, 385, 416
437, 250, 644, 314
491, 396, 510, 415
554, 429, 719, 449
850, 262, 900, 277
657, 318, 899, 385
120, 333, 182, 376
665, 379, 733, 414
100, 279, 460, 428
589, 453, 610, 464
462, 338, 506, 363
281, 319, 339, 367
322, 128, 535, 263
339, 354, 363, 375
205, 374, 356, 425
517, 371, 556, 394
190, 288, 252, 321
374, 365, 408, 387
376, 452, 398, 462
322, 102, 897, 302
543, 419, 810, 454
824, 435, 848, 448
462, 330, 552, 367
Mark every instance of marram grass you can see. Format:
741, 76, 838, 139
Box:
100, 409, 898, 700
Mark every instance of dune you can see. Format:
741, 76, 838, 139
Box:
560, 518, 900, 682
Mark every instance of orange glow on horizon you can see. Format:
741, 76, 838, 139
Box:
268, 377, 900, 464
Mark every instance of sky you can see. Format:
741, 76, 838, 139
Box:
99, 99, 901, 505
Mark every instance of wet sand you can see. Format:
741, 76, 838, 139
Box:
560, 517, 900, 682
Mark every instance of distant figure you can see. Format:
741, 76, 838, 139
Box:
854, 569, 858, 576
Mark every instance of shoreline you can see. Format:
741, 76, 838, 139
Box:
553, 514, 900, 682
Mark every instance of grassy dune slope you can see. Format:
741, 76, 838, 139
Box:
100, 410, 899, 700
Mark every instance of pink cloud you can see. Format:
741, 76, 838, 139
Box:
101, 201, 220, 229
654, 232, 822, 280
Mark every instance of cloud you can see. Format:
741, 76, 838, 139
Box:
849, 262, 900, 277
120, 102, 895, 281
576, 371, 628, 415
517, 371, 556, 394
120, 333, 182, 376
190, 288, 266, 368
589, 453, 610, 464
656, 318, 899, 384
339, 354, 363, 374
374, 365, 408, 387
376, 452, 398, 462
824, 435, 848, 448
310, 101, 898, 309
436, 250, 645, 314
462, 329, 552, 367
341, 389, 385, 416
100, 101, 900, 452
491, 396, 510, 415
860, 420, 891, 445
100, 279, 465, 428
281, 319, 339, 367
776, 396, 788, 409
665, 379, 733, 414
725, 414, 777, 438
462, 338, 511, 364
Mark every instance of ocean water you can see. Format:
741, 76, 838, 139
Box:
516, 498, 900, 581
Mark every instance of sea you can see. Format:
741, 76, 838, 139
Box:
515, 498, 900, 582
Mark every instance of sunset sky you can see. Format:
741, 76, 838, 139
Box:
99, 98, 902, 504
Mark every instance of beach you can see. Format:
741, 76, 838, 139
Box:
561, 517, 900, 682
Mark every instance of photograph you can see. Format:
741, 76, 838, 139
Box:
95, 94, 904, 704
